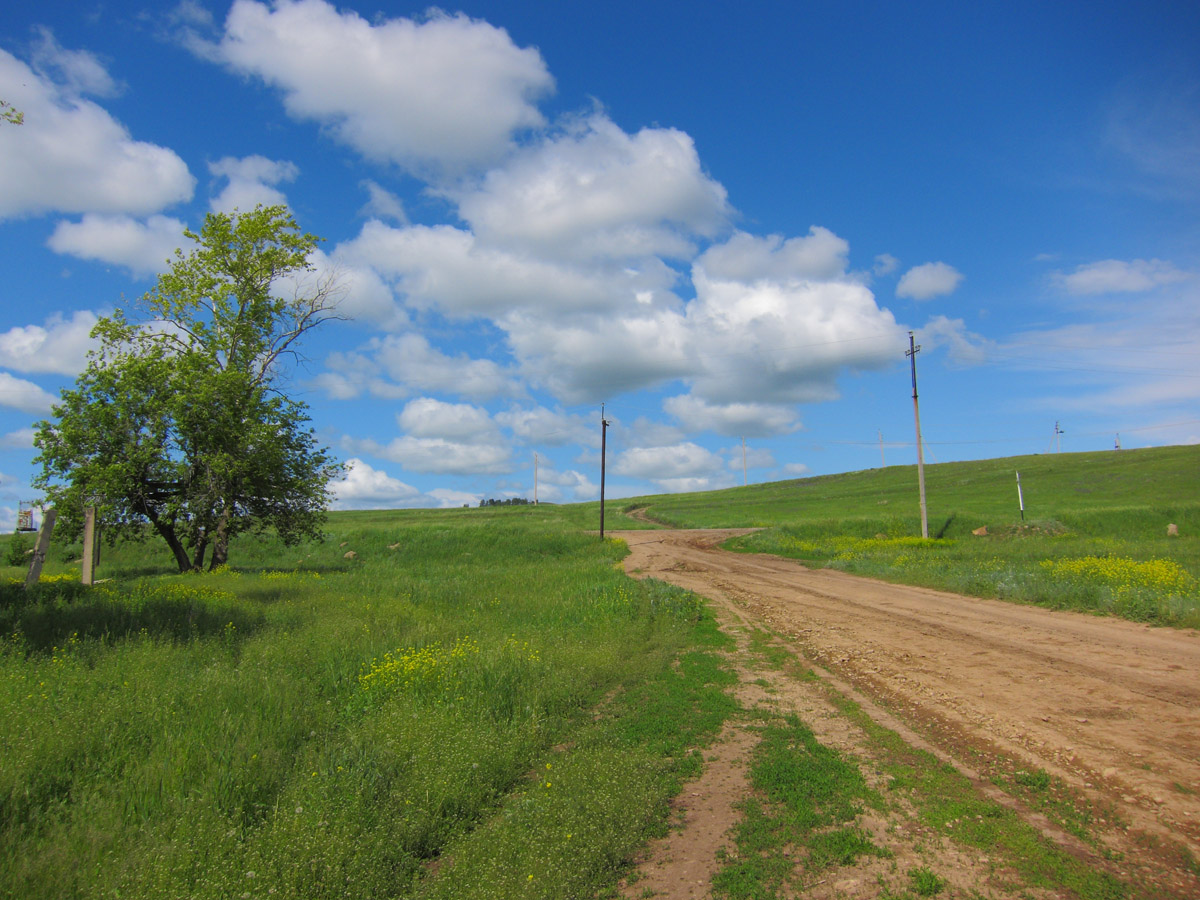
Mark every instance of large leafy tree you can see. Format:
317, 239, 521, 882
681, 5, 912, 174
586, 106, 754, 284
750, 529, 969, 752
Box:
34, 205, 345, 572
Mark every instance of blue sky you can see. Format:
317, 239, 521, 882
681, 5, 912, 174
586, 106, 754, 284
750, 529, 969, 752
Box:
1, 0, 1198, 525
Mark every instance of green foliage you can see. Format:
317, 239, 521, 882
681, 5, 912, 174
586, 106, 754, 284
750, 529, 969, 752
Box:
33, 206, 343, 573
0, 508, 734, 900
4, 533, 29, 567
0, 99, 22, 125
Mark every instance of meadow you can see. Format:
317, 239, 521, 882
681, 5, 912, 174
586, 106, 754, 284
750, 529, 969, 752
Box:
1, 444, 1196, 898
0, 508, 733, 899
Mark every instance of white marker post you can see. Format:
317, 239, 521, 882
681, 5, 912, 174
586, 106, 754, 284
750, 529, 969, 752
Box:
1015, 471, 1025, 522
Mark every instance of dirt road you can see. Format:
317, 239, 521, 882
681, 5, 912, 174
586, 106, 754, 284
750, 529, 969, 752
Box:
614, 529, 1200, 895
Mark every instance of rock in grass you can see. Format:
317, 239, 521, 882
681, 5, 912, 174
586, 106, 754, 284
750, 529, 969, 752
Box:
343, 550, 357, 559
1167, 523, 1178, 537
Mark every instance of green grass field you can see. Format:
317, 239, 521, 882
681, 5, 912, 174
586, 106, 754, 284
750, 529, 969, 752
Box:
1, 444, 1196, 898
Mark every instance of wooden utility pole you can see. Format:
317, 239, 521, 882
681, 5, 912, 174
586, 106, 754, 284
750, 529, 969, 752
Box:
24, 508, 57, 589
599, 405, 610, 538
906, 332, 929, 539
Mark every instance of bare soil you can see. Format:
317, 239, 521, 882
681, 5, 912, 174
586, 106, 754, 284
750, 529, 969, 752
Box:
613, 528, 1200, 899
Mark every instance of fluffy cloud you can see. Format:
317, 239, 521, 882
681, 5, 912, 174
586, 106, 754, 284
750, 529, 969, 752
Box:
453, 115, 730, 260
339, 221, 627, 318
506, 306, 694, 403
533, 465, 597, 502
359, 181, 407, 224
0, 47, 193, 219
427, 488, 481, 508
395, 397, 494, 440
873, 253, 899, 276
358, 436, 512, 476
208, 155, 298, 212
30, 26, 122, 98
695, 228, 848, 282
340, 397, 513, 476
212, 0, 553, 174
0, 310, 98, 375
47, 214, 188, 277
1053, 258, 1190, 295
664, 395, 799, 438
294, 247, 406, 331
896, 262, 963, 300
686, 261, 903, 407
0, 373, 58, 414
330, 458, 419, 509
495, 406, 595, 447
614, 442, 724, 482
373, 333, 519, 402
0, 428, 35, 449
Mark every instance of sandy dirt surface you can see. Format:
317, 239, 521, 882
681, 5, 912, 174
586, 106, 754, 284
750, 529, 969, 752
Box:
613, 528, 1200, 898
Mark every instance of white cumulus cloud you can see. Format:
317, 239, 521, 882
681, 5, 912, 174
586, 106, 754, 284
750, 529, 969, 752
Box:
47, 214, 189, 277
0, 310, 99, 375
211, 0, 553, 174
0, 373, 58, 414
330, 458, 419, 508
453, 114, 730, 260
0, 46, 194, 220
208, 155, 298, 212
896, 261, 963, 300
1054, 258, 1190, 295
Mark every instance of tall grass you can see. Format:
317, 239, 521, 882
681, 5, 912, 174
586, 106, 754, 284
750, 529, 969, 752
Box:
0, 509, 732, 899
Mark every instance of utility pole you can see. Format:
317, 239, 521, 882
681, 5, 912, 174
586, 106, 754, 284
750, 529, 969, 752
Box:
599, 405, 610, 538
742, 436, 747, 486
878, 429, 886, 468
906, 332, 929, 539
533, 452, 539, 505
1054, 420, 1065, 453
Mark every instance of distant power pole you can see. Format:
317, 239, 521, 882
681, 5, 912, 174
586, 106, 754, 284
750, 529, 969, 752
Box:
599, 405, 610, 538
878, 429, 886, 468
1054, 420, 1065, 453
533, 452, 539, 505
906, 332, 929, 539
742, 436, 747, 486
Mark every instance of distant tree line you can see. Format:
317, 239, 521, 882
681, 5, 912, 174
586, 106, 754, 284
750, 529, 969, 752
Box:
478, 497, 532, 507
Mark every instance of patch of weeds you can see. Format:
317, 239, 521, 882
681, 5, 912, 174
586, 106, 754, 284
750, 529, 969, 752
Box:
908, 865, 947, 896
711, 714, 887, 898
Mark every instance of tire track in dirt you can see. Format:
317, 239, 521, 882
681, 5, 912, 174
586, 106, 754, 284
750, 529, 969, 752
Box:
614, 528, 1200, 898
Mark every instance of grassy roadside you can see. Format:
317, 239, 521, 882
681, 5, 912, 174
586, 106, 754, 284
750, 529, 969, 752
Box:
0, 508, 737, 899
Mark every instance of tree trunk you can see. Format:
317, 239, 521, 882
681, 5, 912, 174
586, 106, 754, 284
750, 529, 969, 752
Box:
209, 505, 232, 570
191, 534, 209, 572
139, 503, 194, 573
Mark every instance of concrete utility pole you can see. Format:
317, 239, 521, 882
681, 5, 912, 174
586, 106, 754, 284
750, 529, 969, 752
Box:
599, 405, 610, 539
906, 332, 929, 539
81, 507, 96, 585
24, 508, 57, 589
